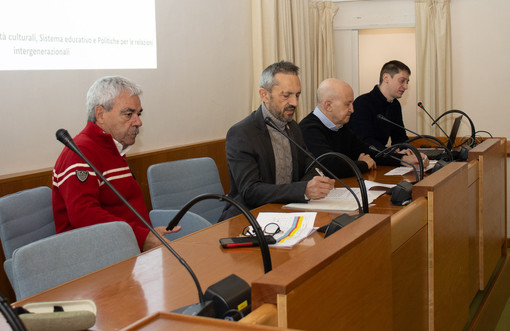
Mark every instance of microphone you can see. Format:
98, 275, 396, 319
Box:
383, 142, 423, 205
390, 143, 424, 180
369, 142, 423, 206
368, 145, 419, 182
264, 117, 367, 237
56, 129, 215, 317
376, 114, 454, 162
303, 152, 369, 213
417, 102, 450, 138
166, 193, 273, 274
432, 109, 477, 148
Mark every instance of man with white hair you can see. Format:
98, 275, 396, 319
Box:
52, 76, 180, 251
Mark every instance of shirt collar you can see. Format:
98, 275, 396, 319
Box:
313, 107, 341, 132
113, 138, 131, 156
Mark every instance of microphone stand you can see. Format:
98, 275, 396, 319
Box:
304, 152, 368, 214
368, 146, 419, 183
376, 142, 423, 206
377, 114, 454, 163
166, 193, 272, 273
264, 117, 367, 237
56, 129, 214, 317
405, 135, 454, 162
432, 109, 477, 148
417, 102, 450, 138
387, 143, 424, 180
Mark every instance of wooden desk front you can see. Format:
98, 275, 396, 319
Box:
0, 166, 444, 331
6, 139, 507, 330
8, 204, 390, 330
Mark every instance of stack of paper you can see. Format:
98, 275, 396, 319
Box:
252, 212, 318, 248
283, 180, 395, 212
384, 161, 437, 176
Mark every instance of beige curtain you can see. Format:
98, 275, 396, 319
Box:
309, 1, 338, 114
415, 0, 453, 136
251, 0, 338, 121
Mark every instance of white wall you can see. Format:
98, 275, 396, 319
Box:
333, 1, 417, 132
333, 0, 510, 140
358, 28, 417, 133
0, 0, 252, 176
450, 0, 510, 140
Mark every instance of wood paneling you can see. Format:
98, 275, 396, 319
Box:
391, 198, 428, 331
252, 214, 392, 331
414, 162, 472, 331
468, 139, 507, 288
0, 139, 229, 210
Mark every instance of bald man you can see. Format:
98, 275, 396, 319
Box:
299, 78, 426, 178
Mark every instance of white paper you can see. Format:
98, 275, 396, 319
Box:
253, 212, 318, 248
283, 181, 394, 212
384, 161, 437, 176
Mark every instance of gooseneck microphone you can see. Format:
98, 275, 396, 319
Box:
56, 129, 214, 317
431, 109, 477, 147
377, 114, 454, 161
368, 145, 419, 182
264, 117, 367, 237
405, 135, 454, 162
417, 102, 450, 138
369, 142, 423, 206
374, 143, 424, 181
303, 152, 369, 214
166, 193, 273, 274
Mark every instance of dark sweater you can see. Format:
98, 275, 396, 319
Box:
350, 85, 408, 150
299, 111, 400, 178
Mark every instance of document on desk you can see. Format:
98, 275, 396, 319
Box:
282, 180, 395, 212
255, 212, 317, 248
384, 161, 437, 175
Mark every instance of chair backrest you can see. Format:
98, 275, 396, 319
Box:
147, 157, 226, 223
10, 221, 140, 300
0, 186, 56, 260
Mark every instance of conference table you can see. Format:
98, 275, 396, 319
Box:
4, 167, 408, 330
4, 139, 507, 330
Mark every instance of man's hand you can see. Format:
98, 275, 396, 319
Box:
358, 153, 376, 170
401, 151, 430, 168
305, 176, 335, 200
142, 225, 182, 251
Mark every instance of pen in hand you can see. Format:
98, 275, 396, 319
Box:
315, 167, 325, 177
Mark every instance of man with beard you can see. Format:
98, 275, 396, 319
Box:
219, 61, 334, 220
52, 76, 180, 251
349, 60, 413, 151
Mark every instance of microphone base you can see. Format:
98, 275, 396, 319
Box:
430, 159, 449, 174
172, 300, 215, 317
204, 274, 251, 320
319, 213, 364, 238
389, 181, 413, 206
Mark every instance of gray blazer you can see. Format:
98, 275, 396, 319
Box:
220, 106, 314, 220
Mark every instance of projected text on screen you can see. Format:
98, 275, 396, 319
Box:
0, 0, 157, 70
